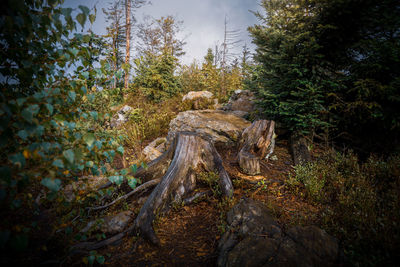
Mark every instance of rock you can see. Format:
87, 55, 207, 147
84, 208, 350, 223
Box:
81, 211, 133, 235
110, 105, 133, 128
182, 91, 213, 101
63, 175, 109, 202
142, 137, 167, 161
218, 198, 339, 267
182, 91, 215, 110
101, 211, 133, 235
222, 90, 257, 118
166, 110, 251, 147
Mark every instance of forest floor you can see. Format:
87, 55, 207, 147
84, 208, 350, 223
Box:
89, 139, 322, 266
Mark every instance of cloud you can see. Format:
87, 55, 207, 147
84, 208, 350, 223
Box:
64, 0, 262, 65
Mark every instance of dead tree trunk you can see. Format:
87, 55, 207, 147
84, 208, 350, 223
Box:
132, 132, 233, 244
238, 120, 275, 175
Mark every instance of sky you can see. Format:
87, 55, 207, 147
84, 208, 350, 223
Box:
64, 0, 263, 65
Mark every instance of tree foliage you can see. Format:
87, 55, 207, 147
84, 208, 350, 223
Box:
0, 0, 133, 252
133, 15, 185, 102
249, 0, 400, 152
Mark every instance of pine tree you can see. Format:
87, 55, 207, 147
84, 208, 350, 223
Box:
249, 0, 332, 135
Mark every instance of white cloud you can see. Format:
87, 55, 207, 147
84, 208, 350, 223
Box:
64, 0, 263, 65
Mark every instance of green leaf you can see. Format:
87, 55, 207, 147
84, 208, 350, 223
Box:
116, 146, 124, 155
96, 255, 105, 264
130, 164, 137, 174
78, 5, 90, 15
82, 71, 89, 79
83, 133, 95, 147
41, 178, 61, 192
68, 91, 76, 102
45, 103, 54, 115
76, 13, 86, 28
89, 111, 98, 120
63, 149, 74, 164
127, 177, 137, 189
108, 175, 123, 186
88, 255, 95, 265
86, 161, 94, 168
52, 159, 64, 168
89, 14, 96, 24
16, 98, 26, 107
17, 130, 28, 140
9, 153, 26, 168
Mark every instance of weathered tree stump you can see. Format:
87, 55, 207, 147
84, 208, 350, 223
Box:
290, 133, 311, 165
238, 120, 276, 175
132, 132, 233, 244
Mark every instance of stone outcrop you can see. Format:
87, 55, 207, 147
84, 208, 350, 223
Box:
182, 91, 217, 110
222, 90, 257, 118
166, 110, 251, 147
110, 105, 133, 128
182, 91, 213, 102
218, 198, 340, 267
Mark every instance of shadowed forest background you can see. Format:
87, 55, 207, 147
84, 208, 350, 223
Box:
1, 0, 399, 266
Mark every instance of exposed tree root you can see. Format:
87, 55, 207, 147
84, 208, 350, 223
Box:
132, 132, 234, 245
87, 179, 161, 211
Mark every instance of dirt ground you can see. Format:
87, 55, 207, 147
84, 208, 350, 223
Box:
87, 139, 321, 266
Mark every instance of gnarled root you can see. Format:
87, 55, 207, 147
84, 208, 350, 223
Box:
132, 132, 233, 244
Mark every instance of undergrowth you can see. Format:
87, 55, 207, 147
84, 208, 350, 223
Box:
288, 150, 400, 266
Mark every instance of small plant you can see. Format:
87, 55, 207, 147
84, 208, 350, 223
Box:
289, 150, 400, 266
197, 171, 221, 197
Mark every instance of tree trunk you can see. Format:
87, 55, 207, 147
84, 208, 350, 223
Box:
132, 132, 233, 244
238, 120, 276, 175
124, 0, 131, 90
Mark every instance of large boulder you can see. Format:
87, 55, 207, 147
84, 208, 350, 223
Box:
182, 91, 213, 101
166, 110, 251, 147
182, 91, 217, 110
218, 198, 340, 267
222, 90, 257, 118
110, 105, 133, 128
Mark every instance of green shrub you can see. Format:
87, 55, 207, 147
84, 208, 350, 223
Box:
289, 151, 400, 265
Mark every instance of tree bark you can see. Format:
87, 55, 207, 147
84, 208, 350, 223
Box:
132, 132, 233, 244
124, 0, 131, 90
238, 120, 276, 175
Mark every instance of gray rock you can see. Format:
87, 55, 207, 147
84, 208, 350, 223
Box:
218, 198, 339, 267
167, 110, 251, 147
110, 105, 133, 128
182, 91, 213, 101
222, 90, 257, 117
142, 137, 167, 161
101, 211, 133, 235
81, 211, 133, 235
63, 175, 109, 202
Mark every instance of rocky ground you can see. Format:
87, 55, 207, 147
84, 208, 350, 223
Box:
65, 90, 340, 266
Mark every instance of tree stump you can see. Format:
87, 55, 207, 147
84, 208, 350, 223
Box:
132, 132, 233, 244
290, 133, 311, 165
238, 120, 276, 175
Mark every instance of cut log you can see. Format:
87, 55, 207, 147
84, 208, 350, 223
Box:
238, 120, 276, 175
132, 132, 233, 244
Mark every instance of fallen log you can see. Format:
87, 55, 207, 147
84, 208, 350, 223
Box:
132, 132, 233, 244
238, 120, 276, 175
